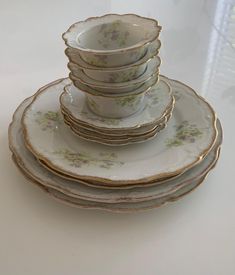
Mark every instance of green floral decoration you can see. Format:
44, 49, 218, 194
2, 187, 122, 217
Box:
84, 55, 108, 66
98, 20, 130, 48
80, 110, 121, 126
166, 121, 203, 147
108, 68, 139, 83
53, 149, 124, 169
34, 111, 62, 131
115, 95, 141, 109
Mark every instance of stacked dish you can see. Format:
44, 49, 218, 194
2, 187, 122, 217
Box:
62, 14, 167, 145
8, 14, 222, 212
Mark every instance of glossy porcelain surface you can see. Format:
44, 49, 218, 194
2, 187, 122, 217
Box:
86, 92, 145, 118
71, 72, 158, 96
12, 156, 220, 212
8, 94, 222, 200
60, 77, 173, 131
62, 103, 173, 137
70, 55, 160, 93
65, 39, 161, 83
22, 77, 216, 186
63, 14, 161, 67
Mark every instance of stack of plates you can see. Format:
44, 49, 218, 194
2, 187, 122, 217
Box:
8, 76, 222, 212
60, 79, 174, 145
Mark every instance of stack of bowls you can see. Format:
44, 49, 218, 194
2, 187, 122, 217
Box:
62, 14, 169, 145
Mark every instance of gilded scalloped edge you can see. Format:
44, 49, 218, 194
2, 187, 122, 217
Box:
11, 147, 221, 212
68, 72, 159, 97
64, 40, 161, 71
19, 77, 218, 186
62, 14, 162, 55
61, 97, 174, 133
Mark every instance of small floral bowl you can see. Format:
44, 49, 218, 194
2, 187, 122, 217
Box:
86, 92, 146, 118
65, 39, 161, 83
70, 70, 159, 96
62, 14, 161, 68
69, 55, 160, 94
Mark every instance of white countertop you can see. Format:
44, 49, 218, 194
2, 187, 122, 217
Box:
1, 0, 235, 274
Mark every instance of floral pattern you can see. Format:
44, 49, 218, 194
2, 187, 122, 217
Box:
108, 68, 140, 83
87, 97, 100, 113
146, 89, 159, 105
53, 149, 124, 169
166, 121, 203, 147
83, 54, 108, 66
173, 91, 181, 101
98, 20, 130, 48
34, 111, 62, 131
115, 95, 141, 109
80, 110, 121, 126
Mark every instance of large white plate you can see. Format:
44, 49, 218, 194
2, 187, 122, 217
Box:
12, 157, 219, 213
8, 93, 222, 202
22, 76, 217, 186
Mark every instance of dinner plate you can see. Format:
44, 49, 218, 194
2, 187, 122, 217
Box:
12, 156, 219, 213
21, 76, 217, 186
8, 93, 222, 203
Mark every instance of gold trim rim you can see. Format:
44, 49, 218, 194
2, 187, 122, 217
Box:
64, 40, 161, 71
20, 76, 218, 186
61, 97, 174, 133
62, 13, 162, 55
69, 73, 159, 97
11, 147, 221, 211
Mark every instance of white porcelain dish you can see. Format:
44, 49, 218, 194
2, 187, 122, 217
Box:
60, 78, 173, 130
70, 72, 158, 96
69, 55, 160, 93
65, 39, 161, 83
21, 77, 217, 186
62, 14, 161, 67
8, 94, 222, 203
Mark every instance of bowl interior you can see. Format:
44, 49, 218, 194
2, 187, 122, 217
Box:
77, 20, 150, 51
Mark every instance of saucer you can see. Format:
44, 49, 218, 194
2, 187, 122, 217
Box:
21, 76, 217, 187
60, 78, 173, 131
61, 101, 174, 136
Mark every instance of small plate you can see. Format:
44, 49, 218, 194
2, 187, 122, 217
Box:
63, 111, 171, 138
64, 119, 167, 146
60, 79, 173, 131
21, 76, 217, 186
61, 101, 174, 135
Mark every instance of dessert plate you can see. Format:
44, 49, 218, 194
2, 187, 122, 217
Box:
21, 76, 217, 186
61, 101, 174, 135
60, 78, 173, 130
63, 119, 167, 146
8, 94, 222, 203
63, 112, 170, 139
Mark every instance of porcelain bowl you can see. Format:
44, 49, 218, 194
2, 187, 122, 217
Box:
65, 39, 161, 83
70, 71, 159, 96
86, 92, 145, 118
69, 55, 160, 93
62, 14, 161, 67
